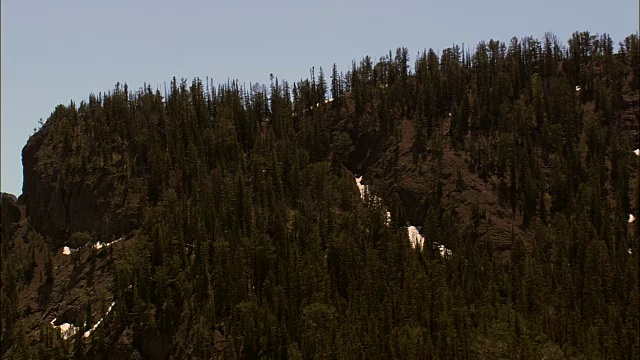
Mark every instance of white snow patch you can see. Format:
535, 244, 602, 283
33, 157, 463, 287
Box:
575, 85, 581, 92
93, 238, 122, 250
629, 248, 633, 255
59, 323, 75, 336
434, 243, 453, 257
64, 237, 123, 254
354, 176, 382, 205
52, 321, 79, 340
62, 246, 79, 255
83, 317, 104, 338
629, 214, 636, 224
355, 176, 366, 200
406, 226, 452, 257
634, 149, 640, 157
407, 226, 425, 248
354, 176, 451, 257
325, 98, 334, 103
51, 301, 116, 341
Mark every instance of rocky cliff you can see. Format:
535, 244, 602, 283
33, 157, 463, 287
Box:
21, 106, 142, 248
1, 193, 21, 244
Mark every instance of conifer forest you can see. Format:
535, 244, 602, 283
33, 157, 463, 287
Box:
1, 31, 639, 359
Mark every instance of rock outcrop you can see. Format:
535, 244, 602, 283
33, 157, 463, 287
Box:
1, 192, 22, 242
21, 108, 141, 247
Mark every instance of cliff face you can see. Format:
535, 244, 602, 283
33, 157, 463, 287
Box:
341, 114, 525, 256
21, 109, 141, 247
22, 125, 65, 242
1, 193, 21, 243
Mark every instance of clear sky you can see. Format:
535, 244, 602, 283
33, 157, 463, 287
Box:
2, 0, 638, 196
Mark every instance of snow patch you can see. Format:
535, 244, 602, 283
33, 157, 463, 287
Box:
634, 149, 640, 157
64, 237, 123, 255
51, 301, 116, 341
407, 226, 425, 248
354, 176, 382, 206
406, 227, 452, 257
629, 214, 636, 224
434, 243, 453, 257
93, 237, 122, 250
355, 176, 366, 200
575, 85, 581, 92
62, 246, 78, 255
354, 176, 452, 257
51, 320, 79, 340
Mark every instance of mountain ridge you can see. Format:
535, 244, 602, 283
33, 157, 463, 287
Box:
2, 31, 639, 359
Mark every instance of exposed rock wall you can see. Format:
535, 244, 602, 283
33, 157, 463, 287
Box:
1, 192, 21, 243
21, 115, 140, 247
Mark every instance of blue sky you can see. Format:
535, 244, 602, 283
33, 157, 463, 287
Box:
2, 0, 638, 195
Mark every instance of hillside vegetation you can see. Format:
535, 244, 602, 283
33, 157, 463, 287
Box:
1, 31, 639, 359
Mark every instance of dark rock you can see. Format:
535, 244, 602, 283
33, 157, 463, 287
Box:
140, 332, 169, 360
1, 192, 18, 203
113, 328, 143, 360
21, 117, 140, 248
1, 193, 20, 223
1, 192, 21, 242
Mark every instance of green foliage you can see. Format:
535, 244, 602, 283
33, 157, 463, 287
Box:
3, 31, 639, 359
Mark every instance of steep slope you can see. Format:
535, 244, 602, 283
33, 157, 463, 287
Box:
21, 105, 143, 248
2, 31, 639, 359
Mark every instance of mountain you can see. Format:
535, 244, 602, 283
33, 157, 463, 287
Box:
2, 31, 639, 359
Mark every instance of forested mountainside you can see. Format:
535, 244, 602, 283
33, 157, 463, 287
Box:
1, 31, 639, 359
